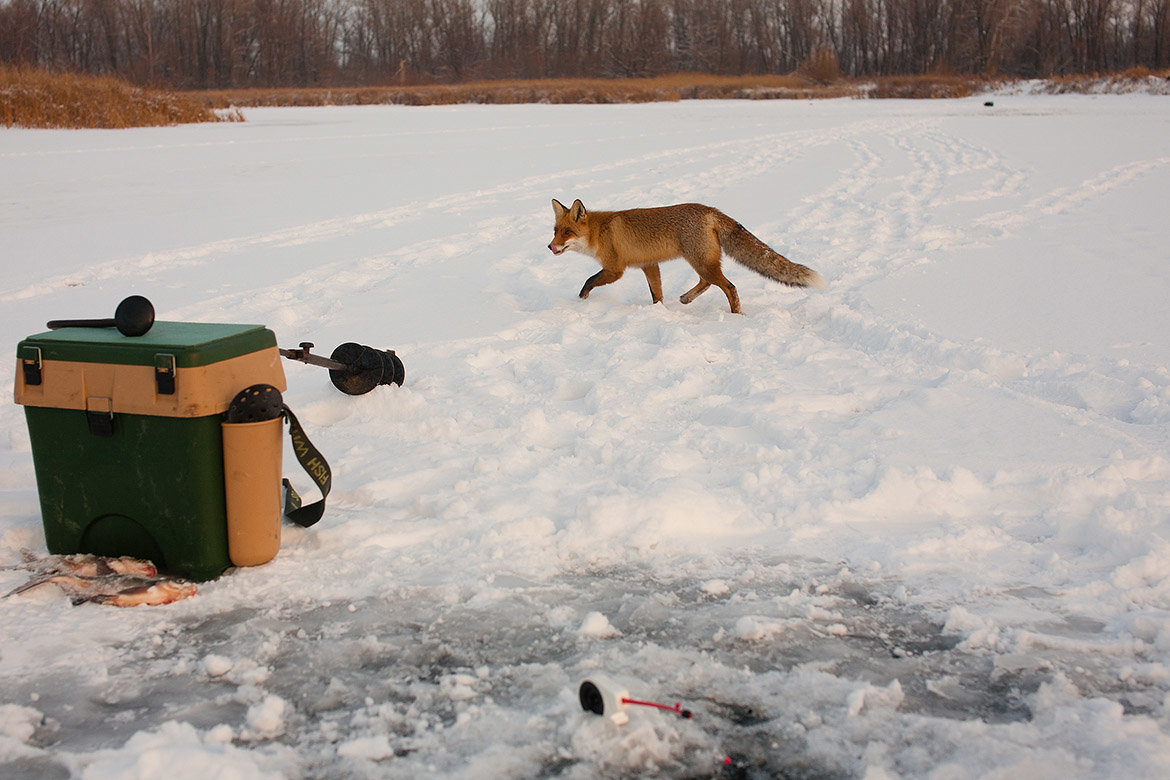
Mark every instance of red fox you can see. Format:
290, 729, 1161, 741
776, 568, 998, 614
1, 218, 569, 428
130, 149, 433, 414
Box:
548, 199, 825, 314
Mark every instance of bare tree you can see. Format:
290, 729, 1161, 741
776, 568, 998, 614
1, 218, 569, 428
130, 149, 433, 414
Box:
3, 0, 1168, 85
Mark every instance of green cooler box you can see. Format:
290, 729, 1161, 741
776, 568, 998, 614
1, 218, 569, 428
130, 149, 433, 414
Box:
14, 322, 286, 581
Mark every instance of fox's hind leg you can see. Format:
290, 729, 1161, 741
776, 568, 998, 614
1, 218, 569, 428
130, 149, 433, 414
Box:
709, 273, 741, 313
679, 280, 711, 304
685, 251, 741, 314
642, 264, 664, 304
579, 268, 624, 299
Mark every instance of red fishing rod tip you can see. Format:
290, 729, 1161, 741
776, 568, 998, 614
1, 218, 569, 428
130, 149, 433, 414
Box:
621, 697, 694, 719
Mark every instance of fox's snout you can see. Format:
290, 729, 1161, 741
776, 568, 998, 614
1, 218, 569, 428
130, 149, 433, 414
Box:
548, 242, 565, 255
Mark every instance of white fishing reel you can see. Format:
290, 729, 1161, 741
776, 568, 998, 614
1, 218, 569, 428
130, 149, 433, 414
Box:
578, 674, 692, 726
578, 674, 633, 725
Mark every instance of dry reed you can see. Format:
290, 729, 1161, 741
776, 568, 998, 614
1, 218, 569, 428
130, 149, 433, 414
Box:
192, 74, 854, 109
1, 66, 234, 129
190, 72, 1012, 109
8, 68, 1165, 129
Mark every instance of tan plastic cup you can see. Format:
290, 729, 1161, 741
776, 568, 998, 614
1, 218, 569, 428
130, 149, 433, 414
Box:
222, 417, 283, 566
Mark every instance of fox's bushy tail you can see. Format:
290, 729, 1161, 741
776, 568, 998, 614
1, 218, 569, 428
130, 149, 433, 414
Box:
716, 215, 826, 289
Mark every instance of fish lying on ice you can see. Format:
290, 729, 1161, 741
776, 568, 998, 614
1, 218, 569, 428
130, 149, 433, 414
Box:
16, 550, 159, 578
5, 552, 196, 607
25, 574, 198, 606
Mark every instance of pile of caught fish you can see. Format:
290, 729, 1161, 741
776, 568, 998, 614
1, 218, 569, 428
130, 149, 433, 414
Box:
4, 551, 197, 607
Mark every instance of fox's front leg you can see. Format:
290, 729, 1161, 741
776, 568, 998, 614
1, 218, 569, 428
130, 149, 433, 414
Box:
579, 267, 624, 299
642, 264, 663, 304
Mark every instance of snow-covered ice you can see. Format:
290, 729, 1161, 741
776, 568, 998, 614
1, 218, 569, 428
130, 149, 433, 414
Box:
2, 94, 1170, 778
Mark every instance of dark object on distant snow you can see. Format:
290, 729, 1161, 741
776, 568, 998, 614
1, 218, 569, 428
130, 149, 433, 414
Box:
47, 294, 155, 337
984, 101, 995, 107
279, 341, 404, 395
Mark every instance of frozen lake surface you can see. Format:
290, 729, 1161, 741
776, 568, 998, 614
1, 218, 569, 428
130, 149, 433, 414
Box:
2, 94, 1170, 778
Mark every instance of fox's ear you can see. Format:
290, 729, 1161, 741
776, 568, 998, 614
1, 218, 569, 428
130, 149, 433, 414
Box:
552, 199, 568, 218
570, 199, 587, 221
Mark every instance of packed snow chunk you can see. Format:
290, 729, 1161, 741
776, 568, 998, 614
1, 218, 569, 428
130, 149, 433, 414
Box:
78, 721, 282, 780
700, 579, 731, 597
834, 465, 993, 526
441, 673, 480, 701
943, 606, 988, 633
202, 654, 233, 678
1112, 539, 1170, 592
733, 615, 786, 641
944, 605, 1003, 650
338, 734, 395, 761
0, 703, 43, 744
846, 680, 905, 716
202, 724, 233, 744
224, 659, 270, 687
992, 652, 1055, 683
572, 485, 748, 555
579, 611, 622, 638
571, 710, 720, 777
244, 695, 288, 739
1021, 673, 1170, 775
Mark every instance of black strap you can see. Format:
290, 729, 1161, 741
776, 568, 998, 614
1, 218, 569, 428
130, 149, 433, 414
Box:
282, 405, 331, 527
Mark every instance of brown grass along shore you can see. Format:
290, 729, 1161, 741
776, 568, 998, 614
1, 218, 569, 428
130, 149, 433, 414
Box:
5, 67, 1167, 129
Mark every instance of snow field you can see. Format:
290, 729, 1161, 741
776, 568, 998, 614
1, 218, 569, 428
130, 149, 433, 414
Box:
2, 94, 1170, 777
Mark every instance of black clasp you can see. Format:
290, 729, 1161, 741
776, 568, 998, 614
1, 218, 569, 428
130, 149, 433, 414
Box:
86, 397, 114, 437
20, 346, 42, 386
154, 353, 176, 395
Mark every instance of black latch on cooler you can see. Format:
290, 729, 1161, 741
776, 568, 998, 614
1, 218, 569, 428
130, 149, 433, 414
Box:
19, 346, 42, 386
154, 353, 176, 395
86, 397, 114, 437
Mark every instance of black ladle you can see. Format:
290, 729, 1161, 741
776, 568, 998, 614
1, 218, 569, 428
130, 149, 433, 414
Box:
47, 295, 156, 337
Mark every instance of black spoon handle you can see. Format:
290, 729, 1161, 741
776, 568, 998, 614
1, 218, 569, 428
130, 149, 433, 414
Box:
46, 317, 117, 329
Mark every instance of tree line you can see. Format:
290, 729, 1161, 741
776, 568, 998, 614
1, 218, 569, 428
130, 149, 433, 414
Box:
2, 0, 1168, 89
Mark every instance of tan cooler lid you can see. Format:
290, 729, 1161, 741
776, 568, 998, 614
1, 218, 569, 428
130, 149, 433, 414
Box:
15, 322, 287, 418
